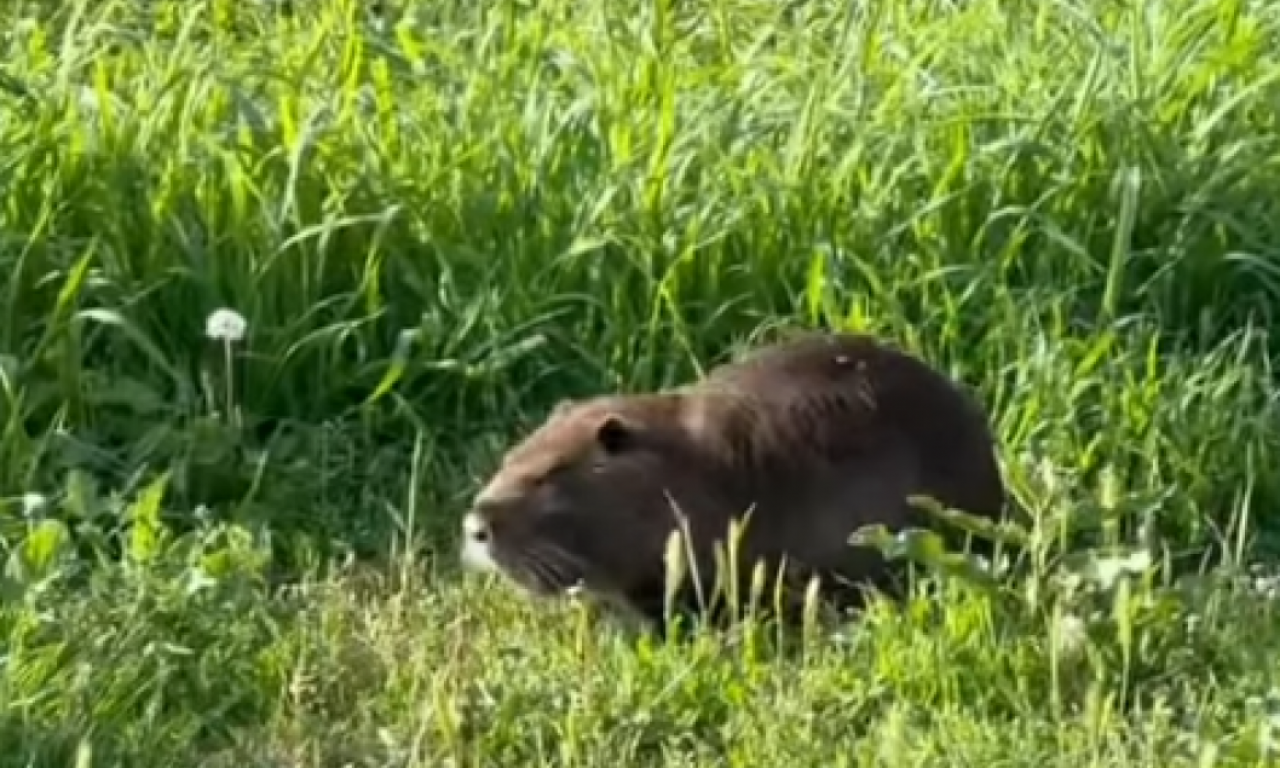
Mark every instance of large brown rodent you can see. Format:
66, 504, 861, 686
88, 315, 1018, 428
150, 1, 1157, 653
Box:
460, 330, 1009, 633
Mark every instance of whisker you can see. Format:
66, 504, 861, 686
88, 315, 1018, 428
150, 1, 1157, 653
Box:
488, 534, 594, 594
524, 553, 558, 591
535, 540, 590, 574
512, 545, 563, 593
527, 542, 590, 588
508, 556, 547, 593
488, 546, 543, 590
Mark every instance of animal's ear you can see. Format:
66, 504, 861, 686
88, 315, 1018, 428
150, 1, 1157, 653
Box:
595, 414, 634, 454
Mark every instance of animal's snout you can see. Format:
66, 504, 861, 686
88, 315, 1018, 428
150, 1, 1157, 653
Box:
460, 508, 499, 573
462, 510, 491, 543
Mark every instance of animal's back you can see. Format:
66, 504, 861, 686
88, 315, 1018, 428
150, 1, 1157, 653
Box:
691, 330, 1006, 522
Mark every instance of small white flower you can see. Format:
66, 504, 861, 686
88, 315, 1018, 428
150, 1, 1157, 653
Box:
1054, 612, 1088, 656
205, 308, 247, 342
185, 566, 217, 596
1254, 575, 1280, 601
21, 493, 47, 517
76, 86, 100, 114
1036, 456, 1061, 496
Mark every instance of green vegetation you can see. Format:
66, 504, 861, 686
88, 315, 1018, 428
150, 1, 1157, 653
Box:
2, 0, 1280, 764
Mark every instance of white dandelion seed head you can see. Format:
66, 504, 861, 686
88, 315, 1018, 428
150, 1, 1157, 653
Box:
205, 308, 247, 342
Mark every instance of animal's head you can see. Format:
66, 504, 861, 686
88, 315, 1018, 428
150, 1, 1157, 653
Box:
459, 395, 700, 597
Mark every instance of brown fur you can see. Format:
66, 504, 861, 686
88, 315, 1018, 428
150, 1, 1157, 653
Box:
461, 331, 1009, 633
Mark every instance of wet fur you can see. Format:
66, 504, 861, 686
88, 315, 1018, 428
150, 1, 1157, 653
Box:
464, 331, 1010, 634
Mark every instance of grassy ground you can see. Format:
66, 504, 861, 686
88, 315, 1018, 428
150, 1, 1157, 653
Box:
2, 0, 1280, 764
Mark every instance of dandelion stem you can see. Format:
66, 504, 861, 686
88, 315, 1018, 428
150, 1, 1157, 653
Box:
224, 339, 239, 430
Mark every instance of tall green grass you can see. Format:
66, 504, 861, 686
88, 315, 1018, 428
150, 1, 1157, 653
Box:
1, 0, 1279, 764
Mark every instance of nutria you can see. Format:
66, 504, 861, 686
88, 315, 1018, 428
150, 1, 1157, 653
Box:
459, 330, 1009, 633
